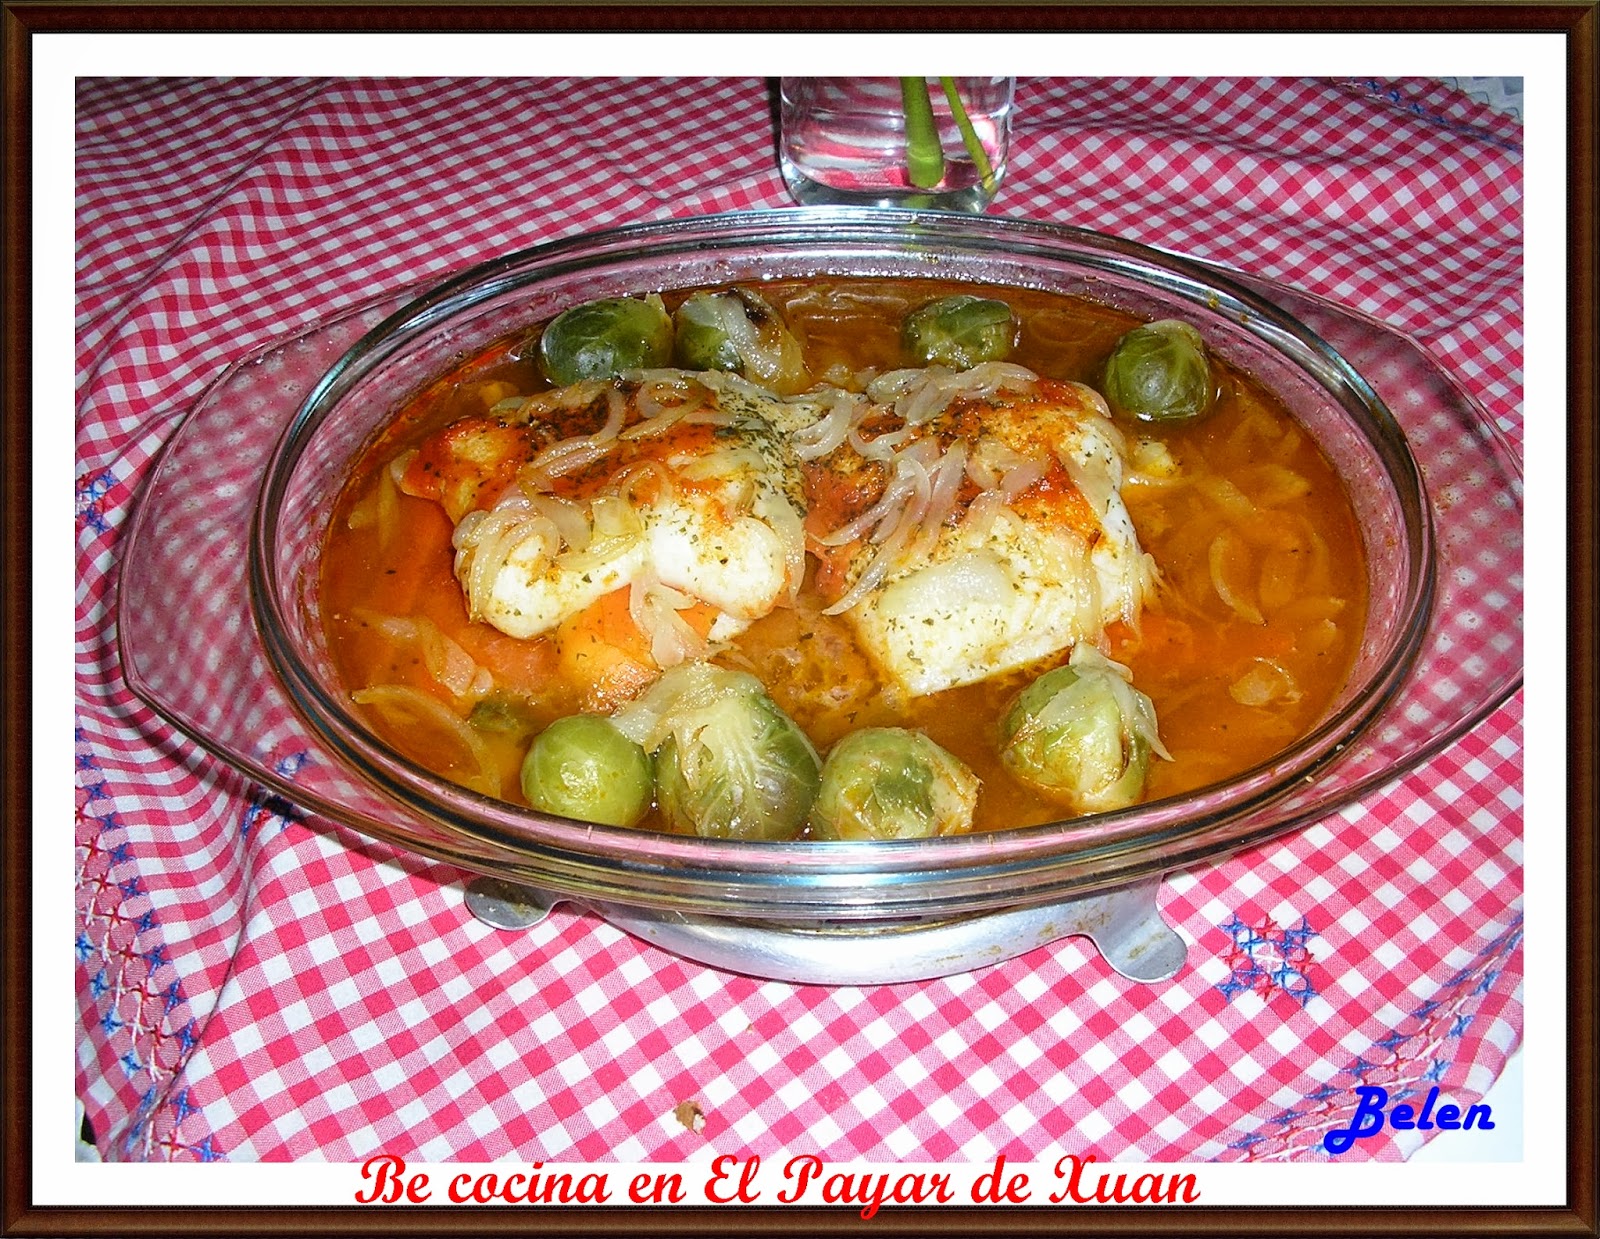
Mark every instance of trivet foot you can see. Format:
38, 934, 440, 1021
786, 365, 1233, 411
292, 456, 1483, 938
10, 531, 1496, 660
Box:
1082, 880, 1189, 982
464, 877, 556, 930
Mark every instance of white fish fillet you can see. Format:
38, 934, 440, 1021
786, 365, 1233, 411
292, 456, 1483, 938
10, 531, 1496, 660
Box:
402, 371, 816, 651
812, 368, 1157, 696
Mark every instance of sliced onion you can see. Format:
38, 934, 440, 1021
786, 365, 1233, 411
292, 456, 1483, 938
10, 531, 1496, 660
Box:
1247, 463, 1312, 506
525, 387, 626, 481
526, 493, 592, 553
530, 438, 612, 481
872, 458, 931, 546
452, 493, 561, 621
1223, 409, 1283, 464
584, 493, 636, 540
867, 362, 1039, 424
822, 438, 943, 613
628, 576, 709, 668
681, 408, 740, 427
626, 367, 694, 385
1198, 474, 1258, 522
791, 390, 863, 461
1025, 645, 1171, 764
822, 509, 918, 617
353, 611, 492, 702
452, 509, 496, 609
755, 490, 808, 601
489, 394, 533, 419
1304, 524, 1333, 594
374, 462, 400, 550
965, 436, 1027, 490
896, 436, 943, 469
1042, 378, 1111, 421
965, 453, 999, 492
1059, 450, 1113, 518
999, 457, 1047, 501
697, 368, 787, 406
610, 660, 769, 752
817, 469, 909, 547
345, 493, 377, 530
1258, 545, 1303, 613
351, 684, 500, 796
1276, 595, 1347, 625
385, 448, 418, 487
671, 443, 766, 487
604, 458, 676, 505
896, 370, 964, 425
1301, 618, 1341, 655
962, 489, 1007, 537
620, 403, 690, 440
716, 292, 763, 357
863, 368, 927, 403
1228, 657, 1303, 707
1208, 529, 1265, 625
632, 374, 706, 422
848, 422, 917, 461
910, 439, 967, 560
556, 493, 644, 575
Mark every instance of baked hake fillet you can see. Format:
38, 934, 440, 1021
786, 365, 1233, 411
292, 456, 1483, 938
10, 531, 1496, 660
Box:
806, 363, 1158, 697
399, 369, 818, 668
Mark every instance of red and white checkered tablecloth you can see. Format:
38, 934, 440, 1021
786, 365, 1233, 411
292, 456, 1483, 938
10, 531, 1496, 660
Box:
75, 76, 1523, 1165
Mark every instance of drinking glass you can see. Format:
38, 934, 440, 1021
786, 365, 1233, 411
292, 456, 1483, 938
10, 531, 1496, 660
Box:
779, 76, 1015, 211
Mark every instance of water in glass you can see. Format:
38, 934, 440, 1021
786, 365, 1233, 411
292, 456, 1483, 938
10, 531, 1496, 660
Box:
779, 77, 1015, 212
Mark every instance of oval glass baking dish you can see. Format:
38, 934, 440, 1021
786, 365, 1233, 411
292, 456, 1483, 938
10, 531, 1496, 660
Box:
121, 209, 1521, 950
253, 206, 1442, 915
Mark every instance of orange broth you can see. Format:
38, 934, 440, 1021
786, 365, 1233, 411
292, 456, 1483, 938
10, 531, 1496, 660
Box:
320, 279, 1367, 832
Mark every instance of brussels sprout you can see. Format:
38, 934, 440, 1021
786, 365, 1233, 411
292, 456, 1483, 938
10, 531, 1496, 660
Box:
1101, 318, 1216, 424
538, 294, 674, 386
809, 727, 980, 841
901, 295, 1017, 368
999, 646, 1169, 814
520, 714, 654, 828
611, 662, 820, 841
672, 289, 810, 394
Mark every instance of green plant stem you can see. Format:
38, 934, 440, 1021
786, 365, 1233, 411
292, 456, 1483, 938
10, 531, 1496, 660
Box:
900, 77, 945, 189
940, 76, 997, 194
